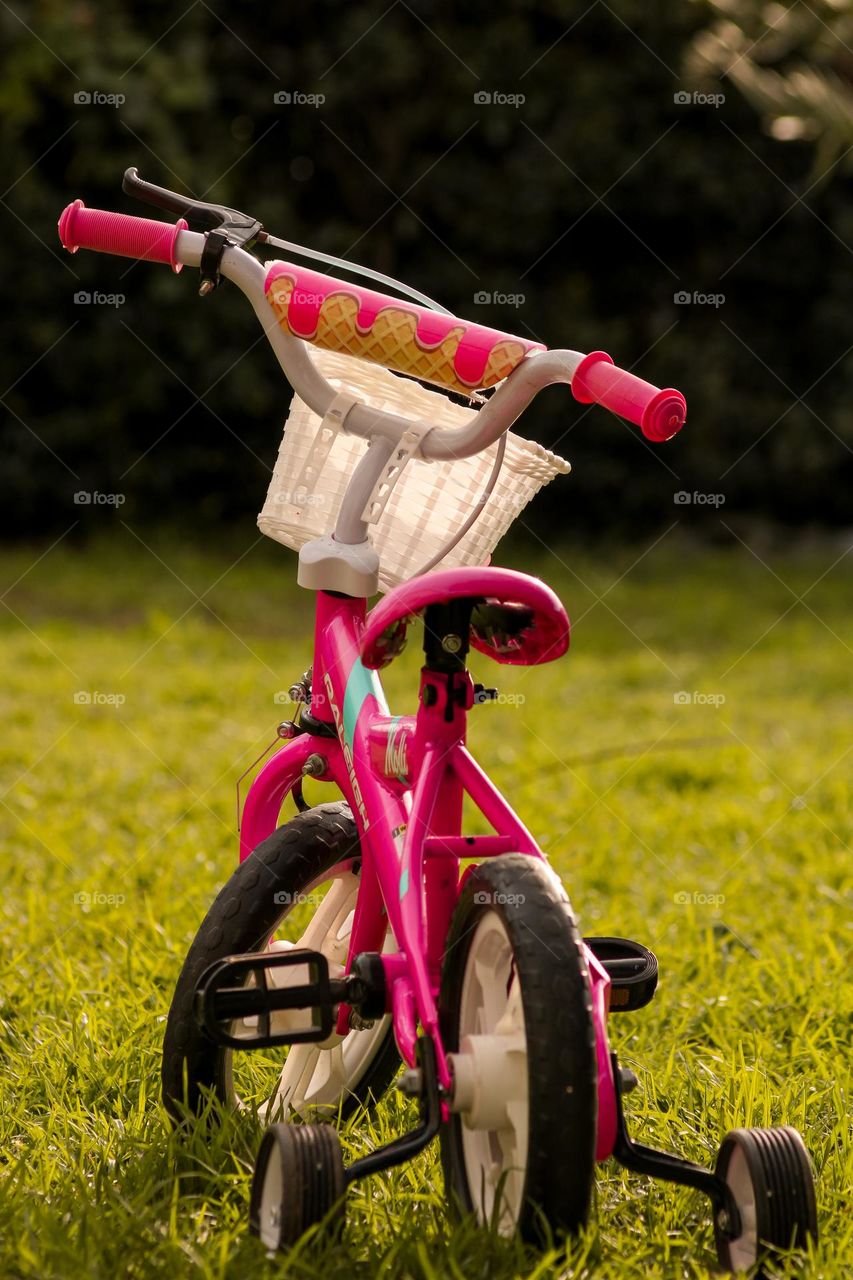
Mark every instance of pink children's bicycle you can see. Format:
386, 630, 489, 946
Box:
60, 171, 818, 1275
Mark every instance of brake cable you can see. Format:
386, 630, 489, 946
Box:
121, 166, 504, 575
258, 231, 453, 316
410, 431, 508, 578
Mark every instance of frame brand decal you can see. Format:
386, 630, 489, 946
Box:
384, 716, 409, 781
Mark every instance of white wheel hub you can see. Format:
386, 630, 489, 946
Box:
724, 1145, 759, 1271
449, 910, 528, 1233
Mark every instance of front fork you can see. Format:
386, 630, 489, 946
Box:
238, 731, 319, 864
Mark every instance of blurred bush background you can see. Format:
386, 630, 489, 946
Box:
1, 0, 851, 541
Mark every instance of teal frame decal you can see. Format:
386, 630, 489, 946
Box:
342, 656, 388, 748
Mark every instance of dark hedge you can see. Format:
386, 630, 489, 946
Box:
2, 1, 851, 541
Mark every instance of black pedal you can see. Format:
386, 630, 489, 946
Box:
195, 949, 339, 1049
585, 936, 658, 1012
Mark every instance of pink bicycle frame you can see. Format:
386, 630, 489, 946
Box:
239, 582, 619, 1161
55, 187, 687, 1176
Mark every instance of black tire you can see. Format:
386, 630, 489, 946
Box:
714, 1126, 818, 1277
250, 1122, 345, 1249
162, 801, 400, 1124
439, 854, 597, 1243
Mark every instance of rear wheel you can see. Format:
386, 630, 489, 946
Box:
162, 802, 400, 1124
439, 854, 597, 1242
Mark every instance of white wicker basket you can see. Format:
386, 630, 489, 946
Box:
258, 349, 570, 591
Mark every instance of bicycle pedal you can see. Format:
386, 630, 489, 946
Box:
584, 936, 658, 1012
194, 948, 340, 1049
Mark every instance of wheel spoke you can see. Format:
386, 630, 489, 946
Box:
310, 1042, 348, 1099
260, 875, 382, 1116
294, 874, 357, 954
472, 953, 509, 1031
267, 1043, 321, 1119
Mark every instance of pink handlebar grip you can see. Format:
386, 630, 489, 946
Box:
571, 351, 686, 441
58, 200, 187, 273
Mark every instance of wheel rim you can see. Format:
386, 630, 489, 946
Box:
457, 910, 529, 1233
224, 863, 393, 1118
256, 1134, 284, 1250
724, 1144, 759, 1271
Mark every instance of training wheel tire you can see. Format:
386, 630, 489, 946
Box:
714, 1126, 818, 1276
250, 1122, 345, 1250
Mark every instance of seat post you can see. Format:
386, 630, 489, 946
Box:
422, 599, 473, 674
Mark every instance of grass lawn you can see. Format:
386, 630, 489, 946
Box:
0, 530, 850, 1279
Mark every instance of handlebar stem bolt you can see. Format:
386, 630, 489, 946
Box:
441, 634, 463, 654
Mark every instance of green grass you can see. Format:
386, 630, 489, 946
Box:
0, 530, 850, 1279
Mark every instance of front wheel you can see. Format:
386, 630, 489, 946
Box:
162, 802, 400, 1124
439, 854, 598, 1242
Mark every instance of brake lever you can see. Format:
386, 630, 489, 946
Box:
123, 167, 263, 295
122, 167, 262, 242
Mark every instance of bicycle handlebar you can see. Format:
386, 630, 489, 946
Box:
57, 194, 687, 445
58, 200, 187, 273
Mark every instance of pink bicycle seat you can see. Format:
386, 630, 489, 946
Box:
360, 567, 570, 669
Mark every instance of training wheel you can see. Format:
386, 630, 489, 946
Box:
249, 1122, 345, 1250
714, 1126, 817, 1275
